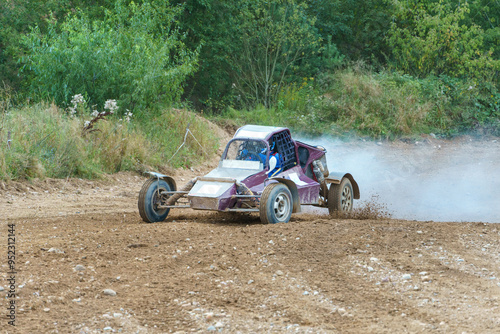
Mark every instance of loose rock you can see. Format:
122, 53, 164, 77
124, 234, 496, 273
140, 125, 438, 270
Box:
47, 248, 64, 254
205, 312, 214, 321
74, 264, 85, 271
337, 308, 348, 316
103, 289, 117, 296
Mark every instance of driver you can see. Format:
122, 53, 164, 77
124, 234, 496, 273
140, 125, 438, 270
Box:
241, 142, 282, 176
263, 141, 282, 177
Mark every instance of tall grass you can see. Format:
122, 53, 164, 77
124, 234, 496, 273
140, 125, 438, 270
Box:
219, 64, 500, 138
0, 102, 219, 181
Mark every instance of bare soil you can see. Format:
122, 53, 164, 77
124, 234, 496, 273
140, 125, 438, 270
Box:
1, 138, 500, 334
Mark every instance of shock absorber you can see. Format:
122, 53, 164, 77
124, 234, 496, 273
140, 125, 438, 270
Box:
166, 177, 198, 206
236, 181, 259, 205
312, 160, 325, 183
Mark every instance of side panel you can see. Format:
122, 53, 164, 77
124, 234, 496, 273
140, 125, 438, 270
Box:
274, 166, 321, 205
188, 181, 236, 210
295, 141, 326, 169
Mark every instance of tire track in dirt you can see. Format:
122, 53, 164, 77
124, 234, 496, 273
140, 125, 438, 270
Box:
2, 207, 500, 333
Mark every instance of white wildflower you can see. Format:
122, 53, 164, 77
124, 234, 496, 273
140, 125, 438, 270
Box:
84, 120, 91, 127
104, 99, 118, 114
91, 110, 99, 117
71, 94, 85, 105
68, 94, 85, 117
125, 112, 133, 123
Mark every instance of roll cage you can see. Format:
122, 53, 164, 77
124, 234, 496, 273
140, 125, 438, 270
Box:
221, 138, 270, 169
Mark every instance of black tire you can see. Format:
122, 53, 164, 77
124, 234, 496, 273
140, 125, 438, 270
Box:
260, 183, 293, 224
328, 178, 354, 215
138, 178, 171, 223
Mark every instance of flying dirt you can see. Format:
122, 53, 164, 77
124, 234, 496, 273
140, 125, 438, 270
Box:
1, 136, 499, 333
307, 136, 500, 223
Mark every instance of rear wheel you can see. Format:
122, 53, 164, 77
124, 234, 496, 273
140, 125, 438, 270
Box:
328, 178, 353, 215
138, 178, 171, 223
260, 183, 292, 224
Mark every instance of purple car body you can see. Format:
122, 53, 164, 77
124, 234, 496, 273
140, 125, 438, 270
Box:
139, 125, 360, 224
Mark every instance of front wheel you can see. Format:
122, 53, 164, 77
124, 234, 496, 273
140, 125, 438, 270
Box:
328, 178, 353, 215
260, 183, 293, 224
138, 178, 171, 223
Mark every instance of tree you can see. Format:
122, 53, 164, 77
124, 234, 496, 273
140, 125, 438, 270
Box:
169, 0, 243, 111
388, 1, 499, 81
466, 0, 500, 61
304, 0, 394, 64
229, 0, 321, 108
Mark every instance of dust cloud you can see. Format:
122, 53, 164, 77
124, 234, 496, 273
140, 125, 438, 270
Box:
302, 137, 500, 223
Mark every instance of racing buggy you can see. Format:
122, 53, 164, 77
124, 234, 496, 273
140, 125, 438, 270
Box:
138, 125, 359, 224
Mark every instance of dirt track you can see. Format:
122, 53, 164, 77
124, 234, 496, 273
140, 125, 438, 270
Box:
1, 138, 500, 333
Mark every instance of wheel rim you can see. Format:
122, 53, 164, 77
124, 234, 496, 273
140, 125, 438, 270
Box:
273, 192, 291, 222
341, 185, 352, 211
151, 186, 168, 215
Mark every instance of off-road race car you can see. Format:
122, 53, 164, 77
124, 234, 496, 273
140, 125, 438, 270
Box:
138, 125, 360, 224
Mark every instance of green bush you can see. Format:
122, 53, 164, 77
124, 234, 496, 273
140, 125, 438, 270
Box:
437, 76, 500, 134
21, 0, 198, 112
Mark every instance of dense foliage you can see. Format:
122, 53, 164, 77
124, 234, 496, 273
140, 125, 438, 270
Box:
1, 0, 499, 136
220, 65, 500, 138
388, 1, 499, 81
0, 0, 112, 91
229, 0, 321, 108
20, 1, 198, 112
